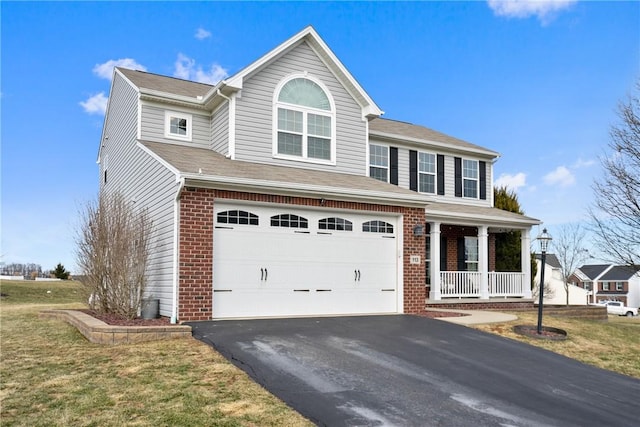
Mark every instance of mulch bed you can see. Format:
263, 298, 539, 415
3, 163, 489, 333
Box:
513, 324, 568, 340
79, 309, 172, 326
414, 310, 468, 318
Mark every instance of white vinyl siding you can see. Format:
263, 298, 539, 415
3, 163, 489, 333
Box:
233, 42, 367, 175
210, 101, 229, 153
101, 73, 177, 318
140, 103, 210, 148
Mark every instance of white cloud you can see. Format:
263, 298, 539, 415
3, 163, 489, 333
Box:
93, 58, 147, 80
195, 27, 212, 40
572, 158, 596, 168
173, 53, 228, 84
487, 0, 577, 23
494, 172, 527, 191
79, 92, 108, 115
543, 165, 575, 187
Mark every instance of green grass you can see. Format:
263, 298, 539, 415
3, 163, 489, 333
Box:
473, 310, 640, 379
0, 280, 312, 427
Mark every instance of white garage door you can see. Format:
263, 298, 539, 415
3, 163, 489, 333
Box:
212, 203, 401, 318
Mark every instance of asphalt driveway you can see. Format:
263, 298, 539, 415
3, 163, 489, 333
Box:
188, 315, 640, 427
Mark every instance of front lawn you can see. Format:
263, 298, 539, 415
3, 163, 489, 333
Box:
0, 280, 312, 426
472, 310, 640, 379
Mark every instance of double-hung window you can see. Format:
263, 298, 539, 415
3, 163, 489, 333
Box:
463, 159, 479, 198
369, 144, 389, 182
274, 76, 335, 163
418, 152, 436, 194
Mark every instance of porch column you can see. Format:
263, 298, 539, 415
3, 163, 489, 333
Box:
521, 230, 532, 298
478, 225, 489, 299
429, 221, 441, 300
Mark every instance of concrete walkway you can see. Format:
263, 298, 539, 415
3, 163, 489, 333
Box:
425, 308, 518, 325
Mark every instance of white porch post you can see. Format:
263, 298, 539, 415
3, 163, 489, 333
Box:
478, 225, 489, 299
521, 230, 532, 298
429, 222, 441, 300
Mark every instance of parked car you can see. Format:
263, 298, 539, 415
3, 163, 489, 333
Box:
602, 301, 637, 317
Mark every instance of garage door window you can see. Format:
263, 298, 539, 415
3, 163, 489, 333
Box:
319, 217, 353, 231
362, 220, 394, 233
217, 210, 259, 225
271, 214, 308, 228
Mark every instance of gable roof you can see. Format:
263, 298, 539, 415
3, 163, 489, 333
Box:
224, 26, 383, 118
599, 266, 638, 281
369, 118, 499, 158
117, 67, 213, 98
535, 253, 562, 269
578, 264, 613, 280
138, 140, 426, 207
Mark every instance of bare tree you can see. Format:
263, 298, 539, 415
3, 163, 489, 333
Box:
552, 223, 591, 306
532, 277, 555, 302
76, 192, 153, 319
589, 81, 640, 269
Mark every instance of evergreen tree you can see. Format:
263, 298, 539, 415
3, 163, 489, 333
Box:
52, 263, 70, 280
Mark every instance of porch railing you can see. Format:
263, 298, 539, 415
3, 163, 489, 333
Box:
440, 271, 482, 297
437, 271, 527, 298
489, 272, 526, 297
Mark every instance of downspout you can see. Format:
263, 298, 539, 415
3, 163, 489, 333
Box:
216, 89, 235, 159
171, 176, 186, 324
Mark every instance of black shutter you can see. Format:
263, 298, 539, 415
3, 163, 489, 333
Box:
409, 150, 418, 192
454, 157, 462, 197
437, 154, 445, 195
457, 237, 466, 271
440, 236, 447, 271
479, 161, 487, 200
390, 147, 398, 185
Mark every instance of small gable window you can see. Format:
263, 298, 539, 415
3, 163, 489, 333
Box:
165, 110, 192, 142
319, 217, 353, 231
362, 220, 394, 234
271, 214, 308, 228
217, 210, 259, 225
273, 75, 335, 164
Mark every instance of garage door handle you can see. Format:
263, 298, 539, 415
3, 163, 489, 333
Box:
358, 270, 361, 281
354, 270, 361, 281
265, 268, 268, 281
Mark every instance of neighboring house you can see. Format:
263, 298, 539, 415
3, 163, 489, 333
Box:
572, 264, 640, 308
98, 26, 540, 322
533, 254, 590, 305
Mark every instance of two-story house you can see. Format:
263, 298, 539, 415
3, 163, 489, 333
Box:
98, 26, 540, 322
572, 264, 640, 307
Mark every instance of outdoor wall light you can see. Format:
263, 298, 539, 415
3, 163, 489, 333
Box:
413, 224, 425, 237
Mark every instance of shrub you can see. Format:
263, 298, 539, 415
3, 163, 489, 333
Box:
76, 192, 153, 319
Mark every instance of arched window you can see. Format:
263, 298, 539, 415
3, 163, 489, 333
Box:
270, 214, 308, 229
362, 220, 394, 234
217, 210, 259, 225
318, 217, 353, 231
273, 75, 335, 163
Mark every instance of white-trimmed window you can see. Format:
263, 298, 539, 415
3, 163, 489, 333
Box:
273, 75, 335, 163
465, 236, 479, 271
165, 111, 192, 142
616, 282, 624, 291
419, 152, 436, 194
369, 144, 389, 182
463, 159, 478, 198
602, 282, 610, 291
362, 220, 394, 234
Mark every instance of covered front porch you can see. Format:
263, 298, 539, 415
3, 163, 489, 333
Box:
423, 203, 541, 302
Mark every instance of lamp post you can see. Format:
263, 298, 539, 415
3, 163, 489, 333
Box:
537, 228, 553, 334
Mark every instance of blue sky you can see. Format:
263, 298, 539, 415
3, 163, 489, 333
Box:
2, 1, 639, 273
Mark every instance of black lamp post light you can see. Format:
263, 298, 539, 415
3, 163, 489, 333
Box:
513, 227, 567, 340
536, 228, 552, 334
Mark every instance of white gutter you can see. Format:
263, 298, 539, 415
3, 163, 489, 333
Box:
171, 176, 186, 324
370, 130, 500, 158
216, 89, 236, 159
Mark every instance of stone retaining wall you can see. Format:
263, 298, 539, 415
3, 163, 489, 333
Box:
40, 310, 192, 345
